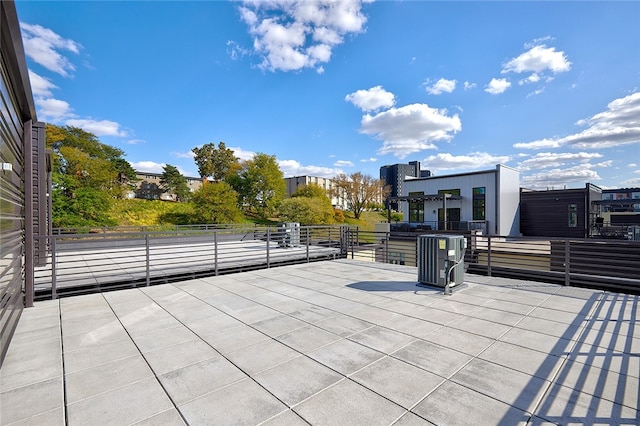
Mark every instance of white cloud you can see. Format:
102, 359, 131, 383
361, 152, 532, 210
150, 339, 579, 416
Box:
35, 97, 73, 121
359, 103, 462, 159
514, 92, 640, 150
126, 139, 146, 145
65, 119, 127, 137
519, 73, 541, 85
518, 152, 603, 171
278, 159, 343, 178
131, 161, 165, 174
238, 0, 370, 72
421, 152, 511, 173
173, 150, 195, 159
345, 86, 395, 112
485, 78, 511, 95
628, 163, 638, 168
334, 160, 354, 167
463, 81, 476, 90
521, 165, 601, 189
621, 176, 640, 186
502, 44, 571, 75
360, 157, 377, 163
425, 78, 456, 95
229, 146, 255, 161
20, 22, 81, 77
28, 70, 58, 97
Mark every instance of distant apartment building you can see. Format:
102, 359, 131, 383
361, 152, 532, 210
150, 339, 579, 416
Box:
133, 171, 202, 201
380, 161, 430, 210
520, 183, 602, 238
396, 164, 520, 236
284, 175, 347, 210
598, 187, 640, 227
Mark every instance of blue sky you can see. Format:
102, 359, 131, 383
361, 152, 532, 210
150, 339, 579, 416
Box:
16, 1, 640, 190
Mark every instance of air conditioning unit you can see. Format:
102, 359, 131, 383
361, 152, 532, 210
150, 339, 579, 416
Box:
279, 222, 300, 247
417, 235, 466, 288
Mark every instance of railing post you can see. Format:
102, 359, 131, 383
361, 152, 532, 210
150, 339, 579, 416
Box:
385, 231, 389, 264
214, 231, 219, 276
306, 227, 310, 263
51, 236, 57, 300
487, 236, 492, 277
266, 228, 271, 268
564, 240, 570, 286
145, 233, 150, 286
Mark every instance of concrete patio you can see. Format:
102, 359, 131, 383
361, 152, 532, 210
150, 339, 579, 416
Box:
1, 259, 638, 425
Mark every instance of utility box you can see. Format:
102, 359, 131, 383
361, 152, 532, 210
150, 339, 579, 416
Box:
279, 222, 300, 247
417, 235, 466, 287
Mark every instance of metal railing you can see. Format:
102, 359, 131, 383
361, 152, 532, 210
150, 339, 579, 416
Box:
32, 225, 348, 300
344, 230, 640, 294
31, 225, 640, 301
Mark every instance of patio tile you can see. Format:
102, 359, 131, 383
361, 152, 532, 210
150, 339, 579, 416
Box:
260, 409, 309, 425
250, 314, 308, 337
178, 378, 287, 425
392, 339, 473, 378
307, 338, 385, 375
450, 358, 550, 413
314, 313, 375, 337
0, 377, 64, 425
225, 339, 302, 376
534, 380, 639, 424
253, 356, 343, 406
422, 326, 495, 356
143, 339, 219, 375
131, 409, 187, 425
275, 325, 342, 353
66, 377, 173, 425
294, 379, 406, 425
158, 356, 246, 405
65, 355, 153, 403
413, 380, 532, 425
63, 337, 140, 374
478, 340, 564, 379
351, 356, 444, 409
349, 325, 416, 354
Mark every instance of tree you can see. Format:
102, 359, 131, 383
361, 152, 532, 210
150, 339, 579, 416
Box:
237, 153, 286, 219
279, 183, 335, 224
46, 124, 134, 227
191, 182, 242, 224
192, 141, 239, 182
331, 172, 390, 219
279, 197, 335, 225
160, 164, 191, 202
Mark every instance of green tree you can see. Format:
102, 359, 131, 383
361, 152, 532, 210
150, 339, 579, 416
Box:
331, 172, 390, 219
160, 164, 191, 202
191, 182, 242, 224
279, 197, 335, 225
280, 183, 335, 224
238, 153, 286, 219
192, 141, 239, 182
46, 124, 133, 227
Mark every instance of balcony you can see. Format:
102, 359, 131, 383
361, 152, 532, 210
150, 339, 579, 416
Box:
1, 259, 638, 424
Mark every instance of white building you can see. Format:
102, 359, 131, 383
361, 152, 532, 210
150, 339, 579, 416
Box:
397, 164, 520, 236
284, 175, 348, 210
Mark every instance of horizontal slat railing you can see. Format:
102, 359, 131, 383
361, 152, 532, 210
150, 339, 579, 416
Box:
33, 225, 348, 300
344, 229, 640, 294
32, 225, 640, 299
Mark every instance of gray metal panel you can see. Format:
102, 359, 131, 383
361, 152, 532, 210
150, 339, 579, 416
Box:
0, 0, 39, 365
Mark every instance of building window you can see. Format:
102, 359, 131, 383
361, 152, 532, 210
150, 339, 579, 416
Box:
473, 187, 486, 221
568, 204, 578, 227
438, 189, 461, 196
409, 191, 424, 222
